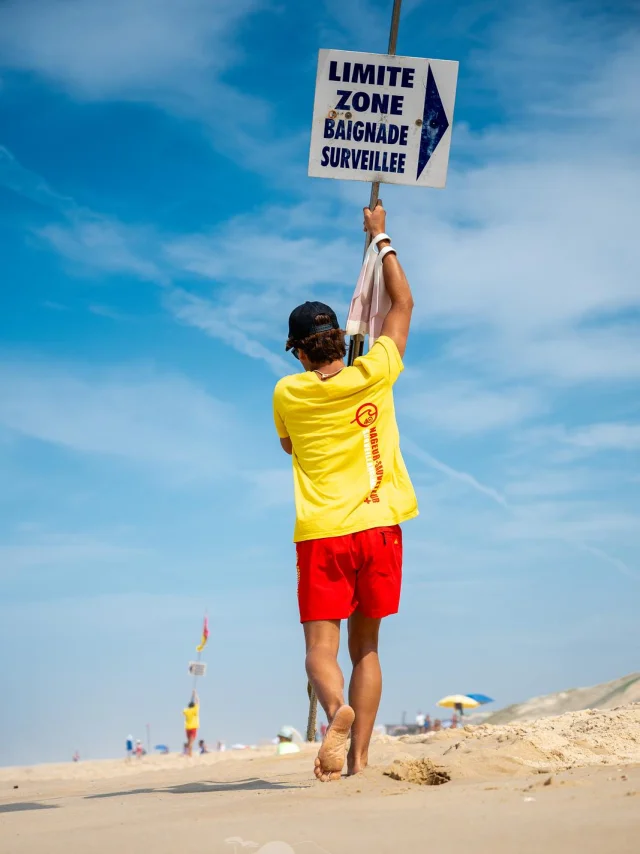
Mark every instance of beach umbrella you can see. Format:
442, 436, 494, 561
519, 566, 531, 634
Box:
464, 694, 494, 705
437, 694, 480, 709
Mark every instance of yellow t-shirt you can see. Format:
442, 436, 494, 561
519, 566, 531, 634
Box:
273, 336, 418, 542
183, 705, 199, 730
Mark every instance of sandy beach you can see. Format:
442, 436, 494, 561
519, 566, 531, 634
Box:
1, 704, 638, 854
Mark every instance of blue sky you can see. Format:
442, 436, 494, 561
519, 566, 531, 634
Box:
0, 0, 639, 766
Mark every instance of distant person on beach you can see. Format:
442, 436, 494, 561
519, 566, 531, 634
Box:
273, 202, 417, 782
424, 715, 432, 733
433, 719, 442, 732
126, 735, 134, 758
72, 751, 80, 762
198, 739, 209, 754
183, 689, 199, 757
416, 712, 425, 731
135, 739, 143, 758
276, 726, 301, 756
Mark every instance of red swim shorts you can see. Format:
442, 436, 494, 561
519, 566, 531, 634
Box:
295, 525, 403, 623
186, 729, 197, 740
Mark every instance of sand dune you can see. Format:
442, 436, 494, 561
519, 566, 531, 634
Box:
483, 672, 640, 725
385, 703, 640, 781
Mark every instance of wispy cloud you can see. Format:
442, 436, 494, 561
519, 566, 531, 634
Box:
402, 380, 545, 434
1, 146, 167, 284
163, 205, 357, 369
87, 304, 128, 321
0, 535, 148, 580
1, 148, 294, 370
0, 0, 261, 99
167, 289, 290, 376
38, 219, 166, 284
404, 438, 638, 580
572, 541, 639, 582
504, 468, 598, 499
567, 422, 640, 452
403, 437, 509, 508
0, 145, 76, 213
0, 0, 304, 179
245, 468, 293, 508
0, 357, 240, 479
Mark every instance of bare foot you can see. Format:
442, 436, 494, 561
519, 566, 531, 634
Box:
314, 705, 355, 782
347, 746, 368, 776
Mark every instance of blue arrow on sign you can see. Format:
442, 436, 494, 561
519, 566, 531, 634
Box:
416, 66, 450, 180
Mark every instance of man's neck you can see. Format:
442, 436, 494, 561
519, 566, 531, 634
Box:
308, 359, 345, 377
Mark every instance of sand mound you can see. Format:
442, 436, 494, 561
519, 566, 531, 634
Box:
371, 704, 640, 783
458, 704, 639, 771
384, 758, 450, 785
484, 672, 640, 725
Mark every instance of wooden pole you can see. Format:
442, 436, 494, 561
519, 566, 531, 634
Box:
306, 0, 404, 742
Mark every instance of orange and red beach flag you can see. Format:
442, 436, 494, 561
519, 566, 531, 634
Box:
195, 615, 209, 652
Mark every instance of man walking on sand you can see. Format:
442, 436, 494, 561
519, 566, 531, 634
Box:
273, 201, 417, 782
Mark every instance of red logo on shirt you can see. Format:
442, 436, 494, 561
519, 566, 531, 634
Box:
352, 402, 378, 428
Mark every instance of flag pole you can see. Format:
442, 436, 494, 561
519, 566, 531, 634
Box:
191, 649, 201, 692
192, 611, 208, 692
306, 0, 404, 743
347, 0, 403, 368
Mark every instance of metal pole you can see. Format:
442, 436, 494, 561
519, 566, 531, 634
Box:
191, 611, 206, 691
307, 0, 404, 743
191, 648, 201, 692
348, 0, 403, 366
146, 722, 150, 756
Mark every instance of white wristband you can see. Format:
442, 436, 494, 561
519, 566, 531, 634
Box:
377, 245, 397, 262
371, 232, 391, 248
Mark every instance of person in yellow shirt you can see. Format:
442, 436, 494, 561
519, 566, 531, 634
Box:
183, 689, 199, 757
273, 201, 417, 782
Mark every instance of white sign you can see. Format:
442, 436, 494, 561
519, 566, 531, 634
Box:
188, 661, 207, 677
309, 49, 458, 188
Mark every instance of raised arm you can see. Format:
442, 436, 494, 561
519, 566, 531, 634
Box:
363, 201, 414, 358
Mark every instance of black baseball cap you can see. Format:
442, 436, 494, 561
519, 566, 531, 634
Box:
286, 301, 340, 349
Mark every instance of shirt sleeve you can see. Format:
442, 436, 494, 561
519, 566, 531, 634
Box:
273, 383, 289, 438
354, 335, 404, 385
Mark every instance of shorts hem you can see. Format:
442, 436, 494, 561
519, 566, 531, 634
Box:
299, 609, 355, 624
299, 606, 399, 623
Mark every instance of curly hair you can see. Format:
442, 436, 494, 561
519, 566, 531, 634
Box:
287, 314, 347, 364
